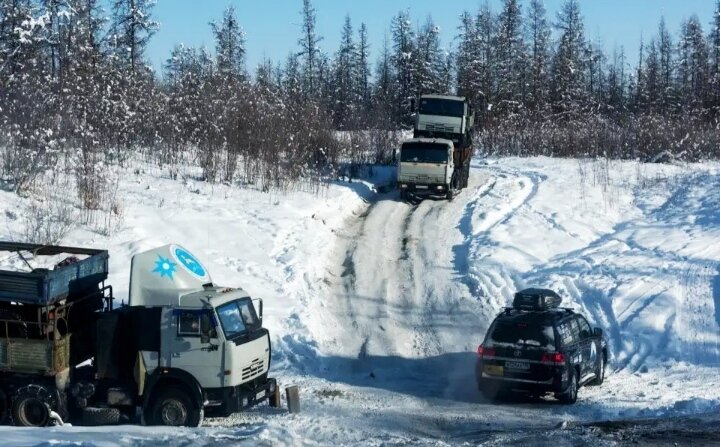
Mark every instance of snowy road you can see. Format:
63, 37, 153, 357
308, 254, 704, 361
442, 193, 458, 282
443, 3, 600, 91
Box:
2, 157, 720, 445
271, 157, 720, 444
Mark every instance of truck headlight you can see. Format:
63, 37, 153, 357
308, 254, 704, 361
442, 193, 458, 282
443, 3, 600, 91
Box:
400, 184, 408, 189
436, 185, 444, 191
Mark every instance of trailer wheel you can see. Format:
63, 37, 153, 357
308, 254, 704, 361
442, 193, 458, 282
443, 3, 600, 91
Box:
0, 389, 8, 425
12, 385, 56, 427
151, 387, 203, 427
81, 407, 121, 426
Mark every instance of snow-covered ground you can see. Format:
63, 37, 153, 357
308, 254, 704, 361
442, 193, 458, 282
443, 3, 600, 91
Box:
1, 157, 719, 445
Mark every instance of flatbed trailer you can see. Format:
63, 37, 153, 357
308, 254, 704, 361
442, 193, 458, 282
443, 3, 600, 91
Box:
0, 242, 109, 306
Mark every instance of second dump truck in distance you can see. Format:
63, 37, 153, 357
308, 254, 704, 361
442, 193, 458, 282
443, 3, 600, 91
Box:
398, 94, 475, 201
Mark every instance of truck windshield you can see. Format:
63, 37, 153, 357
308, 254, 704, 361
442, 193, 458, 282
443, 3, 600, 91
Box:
400, 143, 449, 164
419, 98, 465, 117
216, 298, 259, 338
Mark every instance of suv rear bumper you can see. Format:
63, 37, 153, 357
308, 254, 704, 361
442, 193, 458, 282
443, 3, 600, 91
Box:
478, 376, 560, 394
476, 361, 568, 394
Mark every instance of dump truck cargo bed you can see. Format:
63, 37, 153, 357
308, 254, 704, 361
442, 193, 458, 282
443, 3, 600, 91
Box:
0, 242, 109, 305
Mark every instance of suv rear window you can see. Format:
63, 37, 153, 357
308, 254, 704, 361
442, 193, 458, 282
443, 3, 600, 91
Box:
488, 320, 555, 348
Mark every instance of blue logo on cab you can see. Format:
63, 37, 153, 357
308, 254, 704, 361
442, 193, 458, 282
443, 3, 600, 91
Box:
173, 247, 207, 278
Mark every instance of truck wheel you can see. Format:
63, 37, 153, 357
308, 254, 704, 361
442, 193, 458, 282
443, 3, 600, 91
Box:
12, 385, 56, 427
151, 387, 203, 427
81, 407, 121, 426
0, 389, 8, 425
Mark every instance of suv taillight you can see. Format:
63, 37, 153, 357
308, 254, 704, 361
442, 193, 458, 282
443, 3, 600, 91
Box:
541, 352, 566, 364
477, 345, 496, 358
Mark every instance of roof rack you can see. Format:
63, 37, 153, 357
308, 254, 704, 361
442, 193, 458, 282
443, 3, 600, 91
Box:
512, 288, 562, 311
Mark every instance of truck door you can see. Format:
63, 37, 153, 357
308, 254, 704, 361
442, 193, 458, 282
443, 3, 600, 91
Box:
170, 309, 224, 388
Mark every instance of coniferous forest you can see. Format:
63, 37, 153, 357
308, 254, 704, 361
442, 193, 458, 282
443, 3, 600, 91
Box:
1, 0, 719, 197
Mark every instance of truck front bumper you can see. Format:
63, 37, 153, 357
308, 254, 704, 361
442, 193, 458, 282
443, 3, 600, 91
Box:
206, 376, 277, 415
398, 182, 449, 196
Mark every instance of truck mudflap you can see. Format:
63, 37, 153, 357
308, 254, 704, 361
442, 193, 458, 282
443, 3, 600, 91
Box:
205, 376, 277, 415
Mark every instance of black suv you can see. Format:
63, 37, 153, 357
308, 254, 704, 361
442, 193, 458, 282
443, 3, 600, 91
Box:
476, 288, 607, 404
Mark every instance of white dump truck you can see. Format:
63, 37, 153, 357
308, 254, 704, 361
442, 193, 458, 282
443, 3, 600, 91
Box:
0, 242, 276, 427
397, 138, 472, 201
413, 94, 475, 148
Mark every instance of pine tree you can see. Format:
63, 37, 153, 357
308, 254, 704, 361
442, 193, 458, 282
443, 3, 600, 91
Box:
110, 0, 158, 73
297, 0, 322, 97
606, 46, 627, 111
211, 5, 246, 79
525, 0, 551, 110
456, 3, 494, 113
0, 0, 37, 79
353, 22, 371, 107
332, 15, 355, 128
375, 34, 393, 98
551, 0, 589, 112
415, 16, 446, 96
657, 16, 674, 109
495, 0, 526, 109
677, 16, 709, 109
634, 34, 645, 109
709, 1, 720, 111
587, 39, 607, 105
390, 9, 416, 124
642, 39, 661, 111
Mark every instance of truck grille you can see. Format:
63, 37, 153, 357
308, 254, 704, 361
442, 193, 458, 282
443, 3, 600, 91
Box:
424, 123, 455, 133
242, 358, 264, 380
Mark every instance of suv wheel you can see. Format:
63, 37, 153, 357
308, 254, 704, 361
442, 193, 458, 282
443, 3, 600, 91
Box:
590, 354, 605, 386
557, 370, 578, 405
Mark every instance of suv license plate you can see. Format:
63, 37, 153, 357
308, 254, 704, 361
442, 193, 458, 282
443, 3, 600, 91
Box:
484, 365, 503, 376
505, 361, 530, 370
256, 390, 266, 401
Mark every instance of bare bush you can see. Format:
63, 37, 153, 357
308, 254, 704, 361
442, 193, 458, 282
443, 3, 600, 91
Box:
477, 113, 720, 161
23, 198, 77, 245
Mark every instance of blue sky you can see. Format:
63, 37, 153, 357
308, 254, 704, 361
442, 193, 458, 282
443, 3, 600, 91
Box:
146, 0, 717, 76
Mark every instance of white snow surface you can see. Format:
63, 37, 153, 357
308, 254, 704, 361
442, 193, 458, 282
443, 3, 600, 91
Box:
1, 157, 719, 445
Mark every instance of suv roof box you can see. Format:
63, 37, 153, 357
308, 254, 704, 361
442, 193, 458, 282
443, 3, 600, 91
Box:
512, 288, 561, 310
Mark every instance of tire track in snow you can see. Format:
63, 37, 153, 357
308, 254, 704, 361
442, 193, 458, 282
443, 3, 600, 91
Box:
457, 164, 546, 307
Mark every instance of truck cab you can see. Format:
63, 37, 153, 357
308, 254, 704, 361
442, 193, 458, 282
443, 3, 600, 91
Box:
114, 244, 276, 425
397, 138, 456, 200
414, 94, 474, 148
